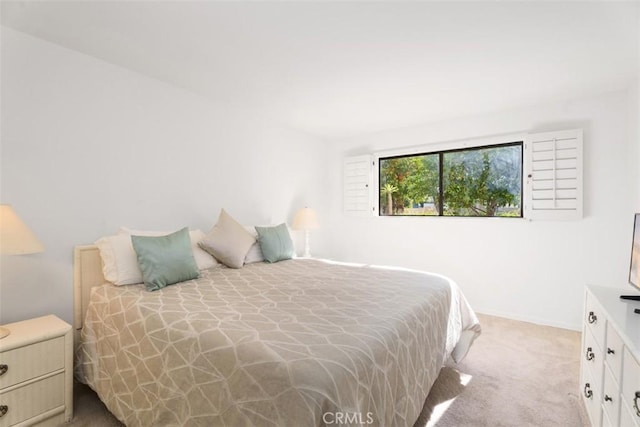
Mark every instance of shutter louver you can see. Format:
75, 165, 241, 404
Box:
344, 155, 373, 216
525, 129, 583, 220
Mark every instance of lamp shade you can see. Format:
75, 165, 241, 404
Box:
0, 205, 44, 255
292, 207, 319, 231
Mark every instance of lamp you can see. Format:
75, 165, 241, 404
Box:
292, 207, 319, 258
0, 204, 44, 338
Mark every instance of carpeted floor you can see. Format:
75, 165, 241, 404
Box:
414, 314, 588, 427
69, 314, 588, 426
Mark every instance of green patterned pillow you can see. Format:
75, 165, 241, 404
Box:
131, 227, 199, 291
255, 223, 294, 263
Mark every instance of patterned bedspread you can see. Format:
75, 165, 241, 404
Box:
76, 259, 480, 427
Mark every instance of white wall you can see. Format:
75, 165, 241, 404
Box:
631, 77, 640, 211
326, 91, 635, 330
635, 9, 640, 211
0, 27, 329, 325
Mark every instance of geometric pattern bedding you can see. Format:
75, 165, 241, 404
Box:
76, 259, 481, 427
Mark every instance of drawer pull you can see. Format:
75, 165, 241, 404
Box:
0, 405, 7, 418
585, 347, 595, 361
607, 348, 615, 355
604, 395, 613, 402
584, 383, 593, 399
0, 365, 6, 377
634, 391, 640, 417
588, 311, 597, 324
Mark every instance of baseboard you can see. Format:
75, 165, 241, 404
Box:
474, 308, 581, 332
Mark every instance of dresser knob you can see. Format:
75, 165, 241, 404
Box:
634, 391, 640, 417
605, 395, 613, 402
585, 347, 595, 361
607, 348, 615, 355
588, 311, 597, 324
0, 365, 6, 377
0, 405, 7, 418
584, 383, 593, 399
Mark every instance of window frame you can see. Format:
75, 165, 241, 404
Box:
377, 140, 524, 218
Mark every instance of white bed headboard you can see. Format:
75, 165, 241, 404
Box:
73, 245, 106, 331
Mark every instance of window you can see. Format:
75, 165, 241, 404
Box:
343, 129, 582, 220
378, 142, 523, 217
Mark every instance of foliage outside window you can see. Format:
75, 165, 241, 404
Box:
379, 143, 522, 217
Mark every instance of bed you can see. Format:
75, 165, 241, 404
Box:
74, 245, 481, 427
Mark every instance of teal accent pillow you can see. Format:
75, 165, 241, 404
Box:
255, 223, 294, 263
131, 227, 199, 291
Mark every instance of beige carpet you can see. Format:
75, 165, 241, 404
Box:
70, 314, 588, 426
414, 314, 589, 427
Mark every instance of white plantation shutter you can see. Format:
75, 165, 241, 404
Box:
343, 155, 374, 216
524, 129, 583, 220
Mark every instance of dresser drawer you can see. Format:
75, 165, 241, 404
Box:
604, 322, 624, 384
582, 360, 602, 427
584, 328, 604, 391
585, 293, 606, 348
623, 347, 640, 426
0, 372, 65, 427
0, 337, 64, 390
602, 364, 620, 426
622, 399, 640, 427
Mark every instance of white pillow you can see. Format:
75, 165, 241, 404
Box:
119, 227, 218, 271
243, 226, 264, 264
95, 234, 145, 286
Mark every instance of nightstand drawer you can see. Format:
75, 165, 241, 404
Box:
0, 372, 64, 427
0, 337, 64, 390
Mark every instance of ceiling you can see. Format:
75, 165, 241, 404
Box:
2, 1, 639, 139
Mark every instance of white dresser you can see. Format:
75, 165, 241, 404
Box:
0, 315, 73, 426
581, 285, 640, 427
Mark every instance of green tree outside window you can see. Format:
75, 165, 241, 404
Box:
379, 143, 522, 217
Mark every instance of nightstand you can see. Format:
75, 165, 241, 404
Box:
0, 315, 73, 426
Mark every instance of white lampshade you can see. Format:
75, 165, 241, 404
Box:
0, 204, 44, 255
292, 207, 319, 231
292, 207, 319, 258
